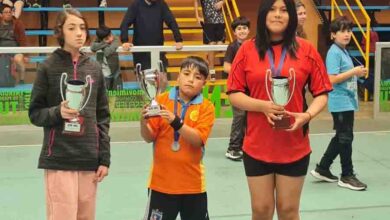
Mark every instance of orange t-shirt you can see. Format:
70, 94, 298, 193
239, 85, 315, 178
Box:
147, 87, 215, 194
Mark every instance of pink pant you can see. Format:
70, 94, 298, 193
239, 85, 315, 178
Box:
44, 170, 97, 220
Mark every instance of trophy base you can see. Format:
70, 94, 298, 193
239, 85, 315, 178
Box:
144, 104, 161, 119
62, 117, 85, 136
273, 115, 291, 130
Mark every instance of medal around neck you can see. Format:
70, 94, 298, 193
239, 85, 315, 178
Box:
265, 68, 296, 129
136, 61, 167, 118
172, 141, 180, 152
60, 72, 92, 135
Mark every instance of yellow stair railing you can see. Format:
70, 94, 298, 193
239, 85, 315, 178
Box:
222, 0, 241, 43
330, 0, 371, 101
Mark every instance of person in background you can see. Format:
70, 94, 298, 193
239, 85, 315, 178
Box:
0, 3, 27, 84
194, 0, 225, 81
310, 16, 368, 191
29, 8, 110, 219
0, 0, 27, 18
227, 0, 332, 219
30, 0, 108, 7
295, 0, 307, 38
91, 25, 121, 90
224, 16, 250, 161
140, 56, 215, 220
30, 0, 71, 8
120, 0, 183, 73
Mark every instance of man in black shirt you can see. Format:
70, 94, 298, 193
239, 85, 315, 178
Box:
120, 0, 183, 71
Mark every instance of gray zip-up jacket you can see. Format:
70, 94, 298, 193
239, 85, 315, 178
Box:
90, 36, 120, 77
29, 49, 111, 171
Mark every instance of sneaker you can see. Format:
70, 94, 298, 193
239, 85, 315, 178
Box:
99, 0, 107, 7
338, 175, 367, 191
63, 3, 72, 8
209, 69, 216, 82
32, 3, 41, 7
310, 164, 338, 183
225, 150, 243, 161
24, 0, 32, 7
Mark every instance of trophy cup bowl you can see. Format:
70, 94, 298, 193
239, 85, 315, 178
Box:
265, 68, 296, 129
60, 73, 92, 134
136, 62, 166, 118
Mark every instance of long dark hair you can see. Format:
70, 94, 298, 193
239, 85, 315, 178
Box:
255, 0, 299, 60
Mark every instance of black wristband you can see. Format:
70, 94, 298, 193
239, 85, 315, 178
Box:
170, 115, 184, 131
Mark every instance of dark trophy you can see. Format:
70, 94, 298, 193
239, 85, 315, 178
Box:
60, 72, 92, 135
265, 68, 296, 129
136, 61, 167, 118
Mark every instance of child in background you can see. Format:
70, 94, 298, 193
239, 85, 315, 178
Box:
91, 25, 121, 90
224, 16, 250, 161
310, 16, 368, 191
140, 56, 215, 220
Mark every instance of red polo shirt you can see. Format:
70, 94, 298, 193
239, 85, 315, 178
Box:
227, 38, 332, 163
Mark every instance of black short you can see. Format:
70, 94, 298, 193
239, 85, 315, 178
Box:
202, 23, 225, 44
243, 152, 310, 177
144, 190, 209, 220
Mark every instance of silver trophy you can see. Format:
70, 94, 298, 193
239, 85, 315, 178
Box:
136, 61, 167, 118
60, 72, 92, 135
265, 68, 296, 129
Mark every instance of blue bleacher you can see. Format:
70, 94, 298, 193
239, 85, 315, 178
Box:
317, 6, 390, 11
352, 27, 390, 32
23, 7, 128, 12
29, 55, 133, 63
26, 29, 133, 36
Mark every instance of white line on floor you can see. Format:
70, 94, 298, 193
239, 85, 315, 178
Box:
0, 130, 389, 148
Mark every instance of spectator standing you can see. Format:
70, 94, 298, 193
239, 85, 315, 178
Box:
194, 0, 225, 81
224, 16, 250, 161
120, 0, 183, 72
91, 25, 121, 90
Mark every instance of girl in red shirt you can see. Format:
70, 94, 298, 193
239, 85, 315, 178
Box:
227, 0, 332, 219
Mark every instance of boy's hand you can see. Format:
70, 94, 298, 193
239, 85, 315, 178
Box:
60, 101, 79, 119
159, 106, 175, 124
122, 43, 133, 51
354, 66, 368, 77
140, 104, 150, 123
214, 0, 224, 10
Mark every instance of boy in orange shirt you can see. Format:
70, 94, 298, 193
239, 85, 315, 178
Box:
140, 56, 215, 220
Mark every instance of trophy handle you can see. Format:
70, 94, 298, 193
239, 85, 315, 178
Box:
158, 60, 164, 73
60, 72, 68, 101
286, 68, 296, 105
265, 69, 274, 102
135, 63, 148, 94
79, 75, 92, 111
157, 60, 168, 92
